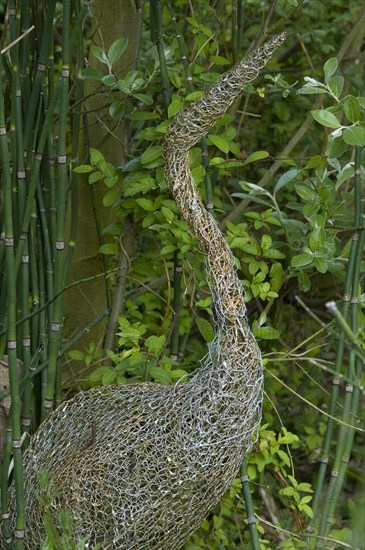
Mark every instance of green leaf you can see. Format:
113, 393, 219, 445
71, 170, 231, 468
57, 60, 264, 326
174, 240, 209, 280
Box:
300, 504, 313, 518
298, 271, 311, 291
232, 192, 272, 208
88, 171, 104, 184
196, 318, 214, 342
135, 198, 155, 211
255, 452, 267, 472
291, 254, 313, 268
109, 100, 124, 118
211, 55, 230, 65
343, 95, 361, 123
263, 248, 285, 260
80, 67, 104, 80
209, 157, 225, 166
280, 486, 295, 497
133, 93, 154, 105
343, 125, 365, 146
208, 134, 230, 154
168, 96, 184, 118
314, 257, 328, 273
185, 91, 204, 101
102, 369, 117, 385
277, 450, 290, 466
238, 181, 270, 195
253, 327, 280, 339
90, 44, 108, 65
141, 145, 162, 165
104, 175, 118, 188
103, 188, 120, 207
311, 109, 340, 128
160, 244, 176, 255
304, 156, 326, 170
243, 150, 269, 166
309, 227, 326, 252
295, 184, 314, 201
107, 37, 128, 66
101, 74, 116, 87
170, 369, 189, 381
323, 57, 338, 83
274, 168, 300, 194
99, 243, 118, 255
90, 148, 105, 165
279, 431, 299, 444
73, 164, 93, 173
145, 335, 166, 354
326, 134, 348, 159
297, 482, 313, 492
148, 366, 172, 384
124, 176, 156, 196
327, 76, 344, 99
297, 85, 327, 95
169, 72, 182, 89
67, 350, 84, 361
161, 206, 174, 222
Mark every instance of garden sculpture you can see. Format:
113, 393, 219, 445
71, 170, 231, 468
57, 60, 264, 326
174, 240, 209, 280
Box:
8, 33, 286, 549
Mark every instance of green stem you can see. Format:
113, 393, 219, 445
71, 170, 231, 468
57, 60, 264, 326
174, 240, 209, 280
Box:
0, 50, 25, 549
232, 0, 238, 64
42, 0, 71, 418
240, 460, 261, 550
23, 0, 56, 155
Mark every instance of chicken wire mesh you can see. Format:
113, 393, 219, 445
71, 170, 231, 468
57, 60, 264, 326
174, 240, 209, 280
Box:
6, 33, 286, 549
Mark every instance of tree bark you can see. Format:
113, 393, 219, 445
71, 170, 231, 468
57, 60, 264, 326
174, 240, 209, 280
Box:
64, 1, 143, 376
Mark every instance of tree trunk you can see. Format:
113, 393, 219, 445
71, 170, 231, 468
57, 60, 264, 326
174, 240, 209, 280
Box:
64, 1, 143, 377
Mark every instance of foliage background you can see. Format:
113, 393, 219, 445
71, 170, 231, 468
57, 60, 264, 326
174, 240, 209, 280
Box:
0, 1, 364, 548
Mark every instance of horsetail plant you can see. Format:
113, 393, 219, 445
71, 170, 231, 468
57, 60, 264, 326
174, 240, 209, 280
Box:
42, 0, 71, 418
0, 3, 92, 544
0, 44, 25, 550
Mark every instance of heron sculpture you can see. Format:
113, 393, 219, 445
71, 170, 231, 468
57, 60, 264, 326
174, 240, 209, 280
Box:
7, 33, 286, 549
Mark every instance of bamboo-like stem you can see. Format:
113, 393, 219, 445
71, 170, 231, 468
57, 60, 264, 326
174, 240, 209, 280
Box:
0, 50, 25, 549
13, 83, 60, 272
64, 30, 84, 280
42, 0, 71, 418
240, 460, 261, 550
151, 0, 171, 107
22, 0, 56, 156
0, 426, 13, 543
28, 216, 40, 358
232, 0, 239, 64
35, 222, 46, 425
237, 0, 244, 54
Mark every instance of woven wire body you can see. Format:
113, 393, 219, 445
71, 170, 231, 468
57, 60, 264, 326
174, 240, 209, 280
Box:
9, 34, 286, 549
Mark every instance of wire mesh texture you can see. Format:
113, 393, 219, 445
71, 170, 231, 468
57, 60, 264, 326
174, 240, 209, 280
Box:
7, 33, 286, 549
